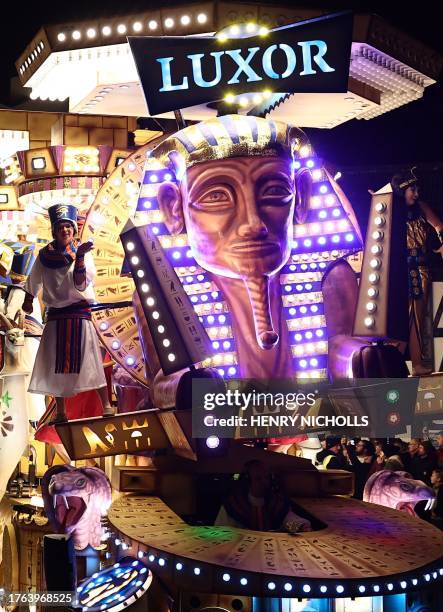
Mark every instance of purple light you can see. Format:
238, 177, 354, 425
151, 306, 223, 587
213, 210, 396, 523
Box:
289, 307, 296, 316
294, 333, 302, 342
223, 341, 231, 350
211, 291, 219, 298
305, 331, 313, 339
218, 368, 224, 376
186, 249, 193, 257
206, 436, 220, 449
143, 200, 152, 209
303, 238, 312, 247
218, 315, 226, 323
315, 329, 324, 337
207, 315, 215, 323
285, 285, 292, 292
310, 263, 317, 269
319, 185, 328, 194
296, 284, 303, 291
318, 236, 326, 245
99, 322, 109, 331
310, 358, 318, 367
111, 340, 121, 349
151, 226, 159, 235
306, 159, 315, 168
311, 305, 319, 313
164, 173, 173, 181
201, 295, 208, 302
332, 235, 340, 243
292, 161, 301, 170
301, 264, 308, 270
345, 233, 354, 242
212, 341, 220, 349
300, 359, 308, 368
305, 283, 312, 290
126, 356, 135, 366
319, 262, 326, 269
300, 306, 307, 314
292, 240, 299, 249
172, 251, 181, 260
289, 264, 296, 271
318, 210, 327, 219
228, 366, 237, 376
191, 296, 198, 303
149, 174, 158, 183
332, 208, 341, 217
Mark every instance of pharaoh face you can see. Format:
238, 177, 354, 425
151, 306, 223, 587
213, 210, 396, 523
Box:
159, 156, 295, 279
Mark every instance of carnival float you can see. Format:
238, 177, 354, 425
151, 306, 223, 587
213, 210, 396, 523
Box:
1, 3, 443, 612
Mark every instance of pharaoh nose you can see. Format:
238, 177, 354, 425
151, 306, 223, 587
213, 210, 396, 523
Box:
238, 217, 268, 239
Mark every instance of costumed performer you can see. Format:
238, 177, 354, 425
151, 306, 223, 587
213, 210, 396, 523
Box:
391, 169, 443, 375
21, 204, 115, 423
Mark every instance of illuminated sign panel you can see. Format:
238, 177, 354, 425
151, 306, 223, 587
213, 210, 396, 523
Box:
129, 11, 353, 115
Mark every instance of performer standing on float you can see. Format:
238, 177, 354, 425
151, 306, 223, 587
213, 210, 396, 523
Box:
391, 169, 443, 375
21, 204, 115, 423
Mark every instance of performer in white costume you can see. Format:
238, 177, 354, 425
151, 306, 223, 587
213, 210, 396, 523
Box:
22, 204, 115, 423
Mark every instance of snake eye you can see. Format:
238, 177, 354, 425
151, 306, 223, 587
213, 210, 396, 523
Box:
76, 478, 86, 488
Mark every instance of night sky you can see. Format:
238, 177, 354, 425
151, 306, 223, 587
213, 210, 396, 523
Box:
0, 1, 442, 171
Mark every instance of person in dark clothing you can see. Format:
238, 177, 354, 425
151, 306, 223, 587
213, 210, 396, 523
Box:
346, 440, 376, 499
429, 469, 443, 528
411, 440, 438, 485
401, 438, 421, 474
321, 436, 352, 471
315, 437, 329, 465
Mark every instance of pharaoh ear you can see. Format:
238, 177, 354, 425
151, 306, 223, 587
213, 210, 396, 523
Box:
157, 182, 185, 236
294, 167, 312, 225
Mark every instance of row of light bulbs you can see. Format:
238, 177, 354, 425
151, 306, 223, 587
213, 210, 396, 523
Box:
133, 548, 443, 596
19, 41, 45, 74
364, 202, 386, 328
125, 240, 177, 365
56, 13, 208, 42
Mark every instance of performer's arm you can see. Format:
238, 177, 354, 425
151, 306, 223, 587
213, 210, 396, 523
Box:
22, 257, 43, 313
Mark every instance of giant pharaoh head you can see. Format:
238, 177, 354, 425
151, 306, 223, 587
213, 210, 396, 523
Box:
144, 115, 312, 349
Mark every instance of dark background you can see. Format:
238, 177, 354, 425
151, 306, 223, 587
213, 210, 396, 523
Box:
0, 1, 442, 233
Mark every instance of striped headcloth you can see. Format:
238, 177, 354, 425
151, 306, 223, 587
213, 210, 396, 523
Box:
145, 114, 309, 176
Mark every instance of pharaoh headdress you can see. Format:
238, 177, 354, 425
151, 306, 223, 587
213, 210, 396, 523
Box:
135, 115, 362, 380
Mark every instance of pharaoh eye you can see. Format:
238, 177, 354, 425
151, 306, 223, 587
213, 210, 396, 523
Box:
262, 185, 292, 196
76, 478, 86, 488
200, 190, 229, 202
193, 186, 234, 210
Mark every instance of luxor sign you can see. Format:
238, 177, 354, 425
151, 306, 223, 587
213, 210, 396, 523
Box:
129, 11, 353, 116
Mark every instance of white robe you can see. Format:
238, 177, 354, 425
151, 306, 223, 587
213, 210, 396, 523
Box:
24, 252, 106, 397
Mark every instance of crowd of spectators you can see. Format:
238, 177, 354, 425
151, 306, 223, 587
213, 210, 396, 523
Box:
315, 432, 443, 526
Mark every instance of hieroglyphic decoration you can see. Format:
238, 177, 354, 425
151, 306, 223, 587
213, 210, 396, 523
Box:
80, 136, 167, 385
108, 495, 443, 581
55, 410, 170, 460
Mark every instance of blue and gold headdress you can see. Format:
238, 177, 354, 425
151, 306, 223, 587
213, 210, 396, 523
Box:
135, 115, 363, 381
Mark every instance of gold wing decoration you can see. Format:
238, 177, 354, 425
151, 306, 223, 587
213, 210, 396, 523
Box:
80, 136, 167, 387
